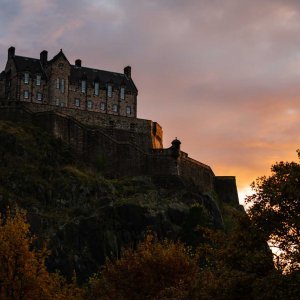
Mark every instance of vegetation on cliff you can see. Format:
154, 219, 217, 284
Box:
0, 120, 299, 299
0, 120, 232, 281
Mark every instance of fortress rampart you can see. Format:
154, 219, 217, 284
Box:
0, 100, 239, 204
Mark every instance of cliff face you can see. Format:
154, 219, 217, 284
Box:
0, 120, 242, 282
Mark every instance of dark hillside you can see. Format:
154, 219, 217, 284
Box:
0, 120, 242, 282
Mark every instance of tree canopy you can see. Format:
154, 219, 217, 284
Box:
0, 208, 83, 300
246, 151, 300, 273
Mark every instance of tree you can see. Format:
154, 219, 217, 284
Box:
0, 207, 83, 300
246, 151, 300, 273
194, 214, 275, 300
88, 234, 199, 300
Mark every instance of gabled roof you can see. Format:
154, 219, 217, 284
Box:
3, 49, 138, 93
13, 55, 45, 76
48, 49, 70, 65
70, 66, 138, 93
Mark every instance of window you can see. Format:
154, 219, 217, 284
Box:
60, 102, 65, 107
100, 102, 106, 111
23, 90, 29, 99
107, 84, 112, 97
56, 78, 65, 92
61, 79, 65, 93
37, 92, 42, 101
94, 82, 99, 96
81, 80, 86, 93
75, 98, 80, 107
36, 75, 41, 86
120, 87, 125, 100
24, 73, 29, 84
55, 99, 60, 106
126, 106, 131, 115
87, 100, 93, 109
112, 104, 118, 112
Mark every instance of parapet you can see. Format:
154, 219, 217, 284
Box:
214, 176, 240, 206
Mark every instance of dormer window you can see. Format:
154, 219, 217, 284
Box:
94, 82, 99, 96
120, 87, 125, 100
36, 75, 41, 86
81, 80, 86, 93
107, 84, 112, 97
24, 73, 29, 84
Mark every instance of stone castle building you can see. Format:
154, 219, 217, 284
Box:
0, 46, 239, 206
1, 46, 137, 117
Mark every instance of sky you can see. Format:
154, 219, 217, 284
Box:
1, 0, 300, 204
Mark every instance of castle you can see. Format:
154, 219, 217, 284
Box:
0, 47, 239, 205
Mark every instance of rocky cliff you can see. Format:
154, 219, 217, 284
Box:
0, 120, 243, 282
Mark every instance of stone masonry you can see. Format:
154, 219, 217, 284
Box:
0, 46, 240, 206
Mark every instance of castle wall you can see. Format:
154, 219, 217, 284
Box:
22, 102, 163, 150
178, 152, 215, 193
214, 176, 240, 206
0, 103, 239, 201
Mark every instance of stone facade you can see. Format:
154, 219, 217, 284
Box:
1, 47, 137, 118
0, 46, 240, 206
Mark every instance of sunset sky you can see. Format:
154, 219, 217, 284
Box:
1, 0, 300, 204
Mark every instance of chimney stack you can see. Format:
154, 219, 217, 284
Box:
40, 50, 48, 66
124, 66, 131, 78
75, 59, 82, 67
8, 46, 15, 59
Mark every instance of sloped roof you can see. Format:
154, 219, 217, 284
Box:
4, 50, 137, 93
13, 55, 45, 76
48, 49, 70, 65
14, 56, 43, 73
70, 66, 137, 92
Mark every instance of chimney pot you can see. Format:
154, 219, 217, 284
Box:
8, 46, 15, 59
75, 59, 82, 67
124, 66, 131, 78
40, 50, 48, 66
